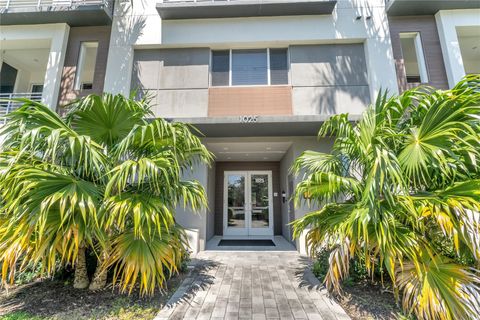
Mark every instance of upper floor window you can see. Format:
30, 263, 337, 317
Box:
75, 41, 98, 91
399, 32, 428, 83
211, 48, 289, 87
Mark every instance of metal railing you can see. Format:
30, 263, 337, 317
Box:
0, 92, 42, 122
0, 0, 112, 10
161, 0, 252, 3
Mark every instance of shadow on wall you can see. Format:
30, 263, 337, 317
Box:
290, 43, 371, 115
130, 47, 210, 106
107, 2, 147, 98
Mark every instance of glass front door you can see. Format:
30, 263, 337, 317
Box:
224, 171, 273, 236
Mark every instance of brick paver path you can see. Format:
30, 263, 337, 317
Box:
155, 251, 350, 320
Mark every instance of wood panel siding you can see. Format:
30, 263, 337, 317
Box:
389, 16, 449, 92
214, 162, 282, 236
208, 86, 293, 117
57, 26, 111, 111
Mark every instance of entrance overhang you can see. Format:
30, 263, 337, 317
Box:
170, 114, 362, 137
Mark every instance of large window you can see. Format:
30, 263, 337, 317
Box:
399, 32, 428, 83
75, 41, 98, 91
211, 48, 289, 86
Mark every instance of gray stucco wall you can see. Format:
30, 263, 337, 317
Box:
132, 44, 370, 119
206, 163, 216, 241
290, 44, 370, 116
131, 48, 210, 118
175, 162, 209, 252
280, 145, 295, 242
278, 137, 334, 250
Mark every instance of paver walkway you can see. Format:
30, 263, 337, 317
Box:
155, 250, 350, 320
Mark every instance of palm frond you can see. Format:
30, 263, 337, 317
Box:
397, 255, 480, 320
104, 227, 187, 296
66, 93, 151, 148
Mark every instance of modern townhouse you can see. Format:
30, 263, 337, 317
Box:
0, 0, 113, 113
1, 0, 479, 254
386, 0, 480, 91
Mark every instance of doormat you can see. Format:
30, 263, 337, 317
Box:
218, 239, 276, 247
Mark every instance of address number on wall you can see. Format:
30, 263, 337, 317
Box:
238, 115, 258, 123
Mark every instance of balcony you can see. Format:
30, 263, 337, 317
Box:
385, 0, 480, 16
0, 92, 42, 122
0, 0, 114, 26
156, 0, 337, 20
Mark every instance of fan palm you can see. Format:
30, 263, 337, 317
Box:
292, 75, 480, 320
0, 93, 212, 295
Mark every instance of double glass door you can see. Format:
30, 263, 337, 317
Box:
224, 171, 273, 236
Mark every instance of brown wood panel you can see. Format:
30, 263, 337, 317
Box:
208, 86, 293, 117
214, 162, 282, 236
389, 16, 449, 92
58, 26, 111, 111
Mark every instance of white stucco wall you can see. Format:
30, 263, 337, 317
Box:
104, 0, 399, 103
0, 23, 70, 109
435, 9, 480, 88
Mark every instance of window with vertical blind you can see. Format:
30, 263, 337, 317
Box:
232, 49, 268, 85
211, 48, 289, 86
269, 48, 289, 85
211, 50, 230, 86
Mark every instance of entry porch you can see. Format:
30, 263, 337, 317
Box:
175, 136, 333, 254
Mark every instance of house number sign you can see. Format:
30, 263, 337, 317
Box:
238, 115, 258, 123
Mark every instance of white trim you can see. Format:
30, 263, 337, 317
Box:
267, 48, 271, 85
224, 171, 247, 236
435, 9, 480, 88
399, 32, 429, 83
413, 33, 429, 83
229, 49, 233, 86
74, 44, 86, 90
74, 41, 99, 91
223, 170, 274, 237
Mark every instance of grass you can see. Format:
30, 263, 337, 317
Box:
0, 312, 45, 320
0, 303, 159, 320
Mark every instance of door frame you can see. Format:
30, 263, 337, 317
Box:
223, 170, 274, 237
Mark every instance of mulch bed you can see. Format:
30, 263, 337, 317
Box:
335, 281, 404, 320
0, 273, 187, 319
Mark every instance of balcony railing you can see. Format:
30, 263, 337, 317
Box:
0, 0, 110, 10
161, 0, 255, 2
0, 0, 114, 25
385, 0, 480, 15
157, 0, 337, 19
0, 93, 42, 122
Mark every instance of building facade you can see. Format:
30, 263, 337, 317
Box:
1, 0, 479, 253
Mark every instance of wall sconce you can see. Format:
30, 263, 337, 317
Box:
282, 190, 287, 203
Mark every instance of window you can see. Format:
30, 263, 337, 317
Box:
399, 33, 428, 83
211, 48, 288, 86
211, 50, 230, 86
75, 42, 98, 90
31, 84, 44, 93
232, 49, 268, 85
270, 48, 289, 85
0, 63, 18, 94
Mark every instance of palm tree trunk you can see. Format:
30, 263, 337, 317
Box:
89, 250, 108, 291
73, 245, 90, 289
